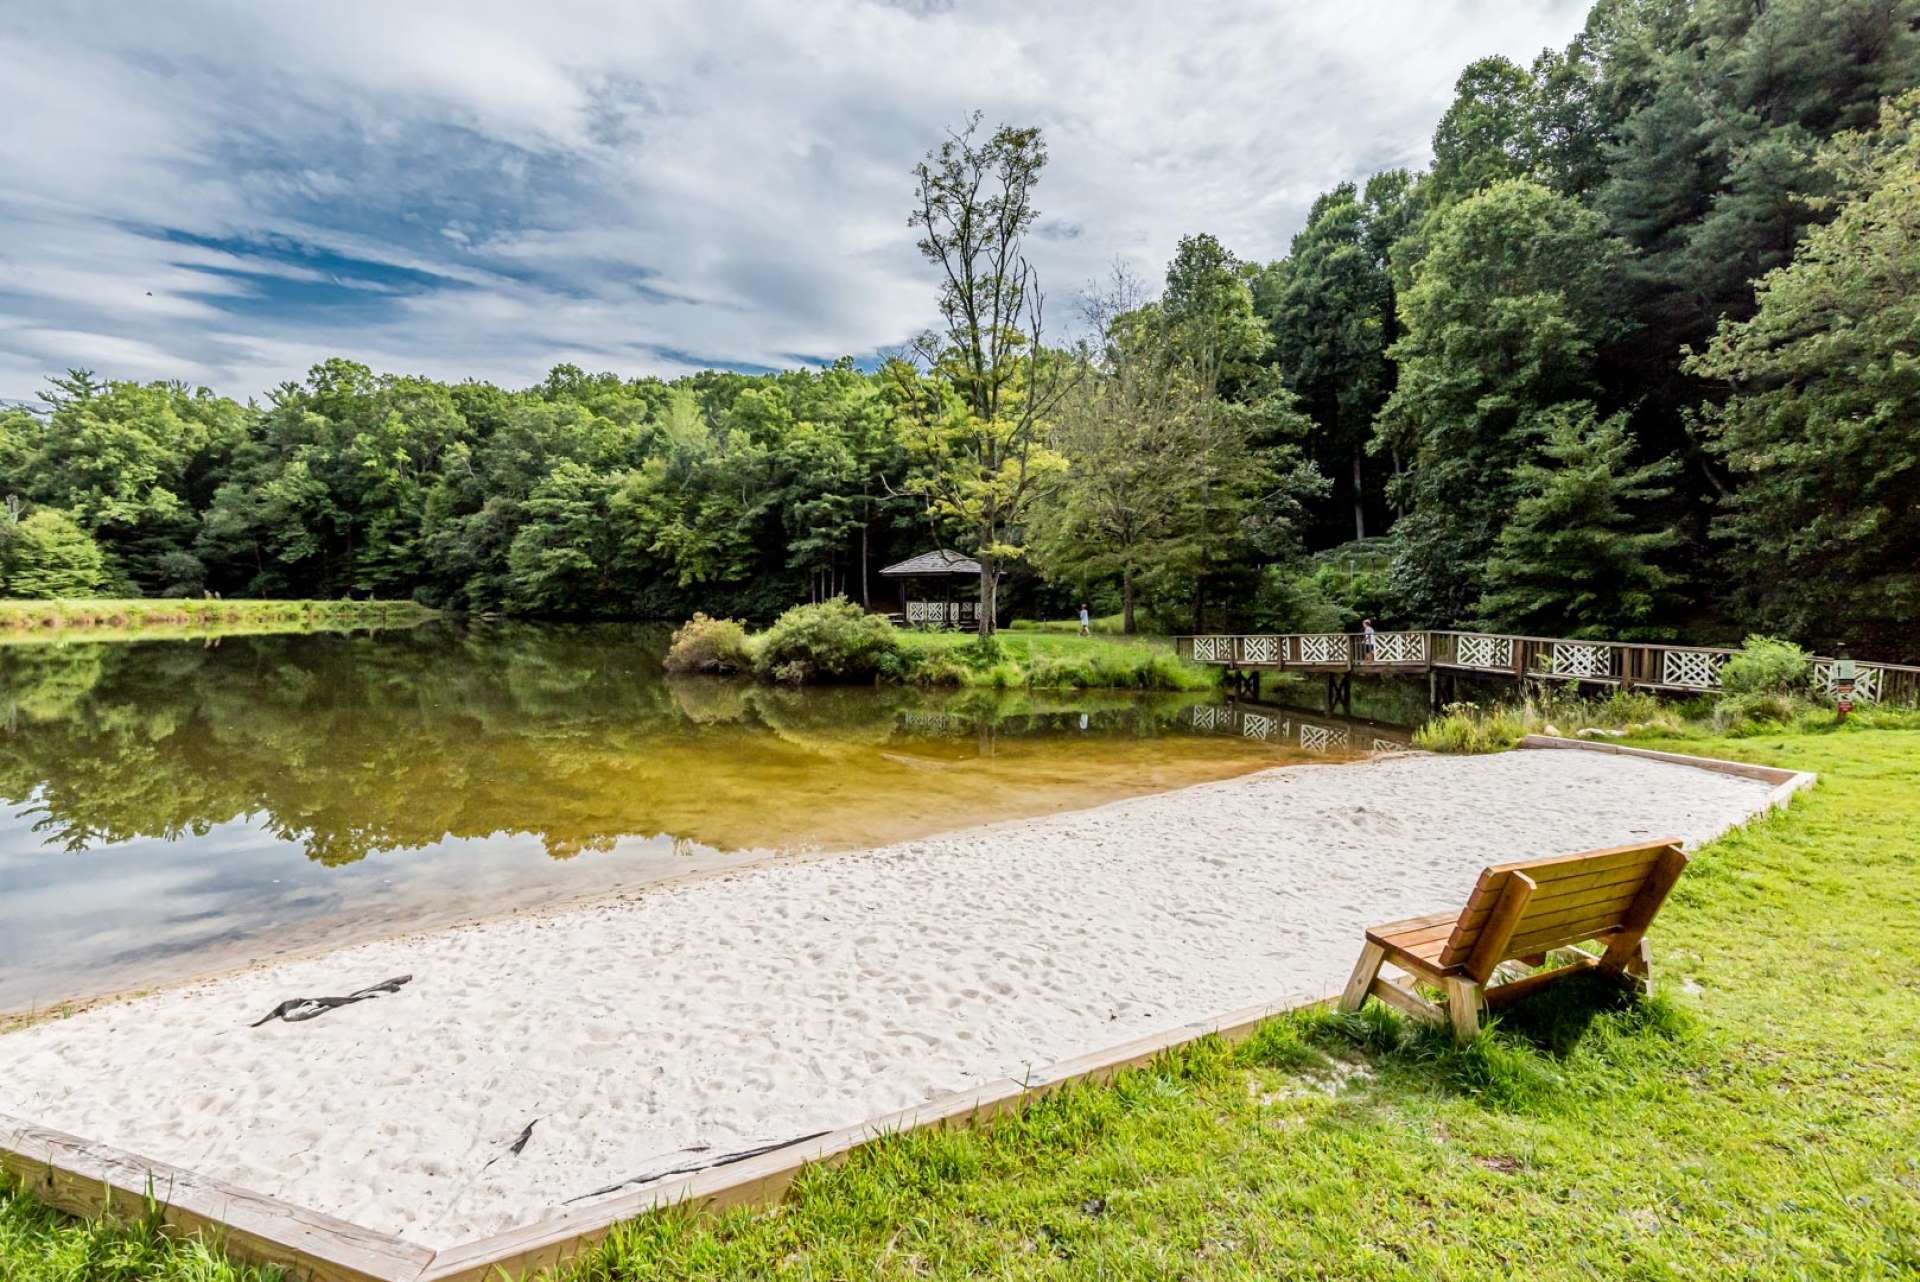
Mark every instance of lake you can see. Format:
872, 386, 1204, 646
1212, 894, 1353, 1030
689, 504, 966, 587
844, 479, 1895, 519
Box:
0, 622, 1409, 1013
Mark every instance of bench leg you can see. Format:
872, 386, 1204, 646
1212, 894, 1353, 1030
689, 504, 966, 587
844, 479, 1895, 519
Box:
1621, 936, 1653, 996
1443, 977, 1483, 1042
1340, 942, 1386, 1013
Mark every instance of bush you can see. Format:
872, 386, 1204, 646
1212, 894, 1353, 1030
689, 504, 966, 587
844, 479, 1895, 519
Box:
1713, 690, 1800, 732
663, 613, 753, 675
1713, 635, 1814, 730
1718, 635, 1812, 697
752, 598, 900, 683
1413, 702, 1531, 754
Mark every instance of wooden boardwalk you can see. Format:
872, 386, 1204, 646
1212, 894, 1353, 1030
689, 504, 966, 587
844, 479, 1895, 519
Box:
1174, 629, 1920, 710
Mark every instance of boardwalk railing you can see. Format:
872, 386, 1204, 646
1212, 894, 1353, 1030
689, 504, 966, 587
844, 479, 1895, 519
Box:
1173, 630, 1920, 708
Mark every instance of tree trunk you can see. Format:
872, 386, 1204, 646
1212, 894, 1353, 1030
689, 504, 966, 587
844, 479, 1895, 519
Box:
1122, 563, 1136, 634
1352, 442, 1368, 542
860, 509, 869, 606
977, 558, 994, 640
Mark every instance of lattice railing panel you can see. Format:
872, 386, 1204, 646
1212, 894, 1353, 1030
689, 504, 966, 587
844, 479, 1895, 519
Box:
1371, 632, 1427, 664
1454, 634, 1513, 669
1814, 662, 1882, 703
1661, 649, 1724, 690
1550, 642, 1612, 679
1239, 635, 1280, 664
1191, 635, 1232, 663
1298, 634, 1350, 664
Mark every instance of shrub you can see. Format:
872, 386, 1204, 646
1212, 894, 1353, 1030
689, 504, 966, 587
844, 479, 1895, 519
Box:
752, 598, 900, 683
1714, 634, 1813, 729
1713, 690, 1799, 733
1718, 635, 1812, 696
1413, 702, 1531, 754
663, 613, 753, 675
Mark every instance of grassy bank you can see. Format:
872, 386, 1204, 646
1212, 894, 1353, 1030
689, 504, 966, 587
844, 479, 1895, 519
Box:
0, 598, 437, 644
5, 725, 1915, 1277
666, 602, 1214, 691
893, 630, 1212, 691
1413, 686, 1920, 753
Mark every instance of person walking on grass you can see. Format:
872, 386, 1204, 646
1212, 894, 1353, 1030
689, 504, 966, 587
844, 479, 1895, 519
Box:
1361, 617, 1377, 661
1079, 603, 1091, 637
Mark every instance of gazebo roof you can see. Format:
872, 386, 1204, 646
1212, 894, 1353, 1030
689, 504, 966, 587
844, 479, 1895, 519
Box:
878, 548, 982, 577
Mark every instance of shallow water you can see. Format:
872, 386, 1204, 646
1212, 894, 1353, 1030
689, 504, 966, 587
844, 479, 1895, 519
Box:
0, 622, 1405, 1012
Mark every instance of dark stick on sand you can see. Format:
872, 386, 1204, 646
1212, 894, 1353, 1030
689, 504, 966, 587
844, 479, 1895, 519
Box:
565, 1130, 832, 1204
249, 975, 412, 1027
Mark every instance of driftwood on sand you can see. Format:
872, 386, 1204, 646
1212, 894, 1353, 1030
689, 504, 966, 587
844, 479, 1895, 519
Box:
249, 975, 412, 1027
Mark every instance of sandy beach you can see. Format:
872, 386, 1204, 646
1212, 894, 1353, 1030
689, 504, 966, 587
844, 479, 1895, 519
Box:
0, 749, 1775, 1248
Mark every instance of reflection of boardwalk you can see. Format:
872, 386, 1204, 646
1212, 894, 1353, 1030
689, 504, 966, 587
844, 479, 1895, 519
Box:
1186, 703, 1409, 756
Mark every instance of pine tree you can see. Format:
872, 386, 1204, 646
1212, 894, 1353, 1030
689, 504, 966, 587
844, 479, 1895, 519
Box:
1686, 91, 1920, 655
1475, 404, 1681, 637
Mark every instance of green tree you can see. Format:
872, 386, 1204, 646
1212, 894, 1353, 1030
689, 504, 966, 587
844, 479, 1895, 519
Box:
1376, 179, 1632, 624
1031, 273, 1212, 632
896, 113, 1069, 637
1257, 176, 1413, 541
0, 505, 108, 598
1686, 91, 1920, 655
1476, 404, 1682, 637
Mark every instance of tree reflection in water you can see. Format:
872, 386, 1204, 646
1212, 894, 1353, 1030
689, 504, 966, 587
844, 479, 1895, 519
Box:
1, 623, 1344, 1009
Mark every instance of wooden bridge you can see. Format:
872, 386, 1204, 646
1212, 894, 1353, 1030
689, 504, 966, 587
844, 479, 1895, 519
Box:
1173, 629, 1920, 712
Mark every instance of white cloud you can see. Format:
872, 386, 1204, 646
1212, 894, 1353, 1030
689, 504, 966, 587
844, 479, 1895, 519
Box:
0, 0, 1590, 400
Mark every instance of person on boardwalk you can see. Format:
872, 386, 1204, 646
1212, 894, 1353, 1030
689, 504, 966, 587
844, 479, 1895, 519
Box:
1078, 603, 1091, 636
1362, 618, 1376, 660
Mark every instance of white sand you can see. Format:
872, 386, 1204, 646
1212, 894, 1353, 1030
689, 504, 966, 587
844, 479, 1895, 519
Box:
0, 750, 1774, 1248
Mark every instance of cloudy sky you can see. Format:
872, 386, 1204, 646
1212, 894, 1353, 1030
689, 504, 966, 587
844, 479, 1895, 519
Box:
0, 0, 1589, 401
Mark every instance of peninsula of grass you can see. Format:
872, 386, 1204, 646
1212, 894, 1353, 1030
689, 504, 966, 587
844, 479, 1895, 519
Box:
893, 629, 1211, 691
0, 597, 438, 644
7, 724, 1915, 1279
665, 600, 1215, 691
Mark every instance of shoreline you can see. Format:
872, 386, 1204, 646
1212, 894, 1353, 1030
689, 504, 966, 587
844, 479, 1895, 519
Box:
0, 749, 1777, 1249
2, 746, 1350, 1025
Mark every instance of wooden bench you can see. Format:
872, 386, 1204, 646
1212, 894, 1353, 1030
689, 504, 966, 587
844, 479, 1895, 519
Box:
1338, 838, 1690, 1041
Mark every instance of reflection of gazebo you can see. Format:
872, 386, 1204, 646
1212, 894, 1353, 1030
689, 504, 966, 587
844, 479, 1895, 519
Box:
878, 549, 982, 629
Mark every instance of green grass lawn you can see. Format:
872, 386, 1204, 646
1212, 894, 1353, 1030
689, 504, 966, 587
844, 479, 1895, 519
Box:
4, 728, 1916, 1278
891, 629, 1212, 690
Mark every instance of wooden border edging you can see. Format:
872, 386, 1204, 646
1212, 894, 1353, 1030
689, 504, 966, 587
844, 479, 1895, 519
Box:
413, 997, 1304, 1282
0, 1113, 434, 1282
1515, 734, 1817, 816
0, 997, 1312, 1282
1, 741, 1816, 1282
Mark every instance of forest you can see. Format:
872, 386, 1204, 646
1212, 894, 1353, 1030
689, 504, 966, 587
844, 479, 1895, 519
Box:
1, 0, 1915, 659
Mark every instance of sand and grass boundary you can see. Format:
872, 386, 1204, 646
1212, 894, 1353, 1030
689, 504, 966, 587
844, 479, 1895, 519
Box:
0, 737, 1814, 1282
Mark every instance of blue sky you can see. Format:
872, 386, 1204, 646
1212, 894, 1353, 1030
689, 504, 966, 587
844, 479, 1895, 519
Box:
0, 0, 1589, 401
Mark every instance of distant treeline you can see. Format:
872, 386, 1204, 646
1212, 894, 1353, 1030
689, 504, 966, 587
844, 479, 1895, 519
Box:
2, 0, 1915, 658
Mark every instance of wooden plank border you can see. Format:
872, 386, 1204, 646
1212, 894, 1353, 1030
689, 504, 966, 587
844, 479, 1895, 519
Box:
1514, 734, 1817, 817
414, 996, 1303, 1282
1, 740, 1811, 1282
0, 1113, 434, 1282
0, 997, 1311, 1282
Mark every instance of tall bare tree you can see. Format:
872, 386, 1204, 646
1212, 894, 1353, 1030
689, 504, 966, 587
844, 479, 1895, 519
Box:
894, 113, 1069, 638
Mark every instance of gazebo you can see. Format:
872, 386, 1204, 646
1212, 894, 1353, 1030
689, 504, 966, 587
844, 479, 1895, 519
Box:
877, 549, 983, 629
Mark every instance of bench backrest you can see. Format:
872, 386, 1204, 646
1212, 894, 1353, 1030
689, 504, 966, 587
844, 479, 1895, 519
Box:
1438, 839, 1689, 981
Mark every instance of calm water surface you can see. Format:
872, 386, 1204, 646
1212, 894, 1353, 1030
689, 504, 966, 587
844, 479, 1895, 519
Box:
0, 623, 1407, 1012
